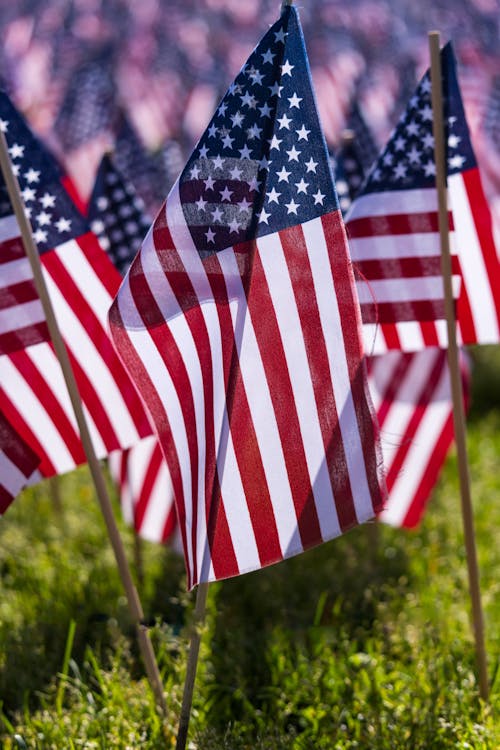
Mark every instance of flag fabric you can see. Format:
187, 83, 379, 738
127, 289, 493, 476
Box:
345, 102, 379, 175
88, 153, 151, 276
108, 435, 177, 545
369, 348, 470, 528
0, 409, 41, 514
346, 43, 500, 355
109, 5, 387, 589
0, 92, 153, 479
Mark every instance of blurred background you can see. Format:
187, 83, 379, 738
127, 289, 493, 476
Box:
1, 0, 499, 227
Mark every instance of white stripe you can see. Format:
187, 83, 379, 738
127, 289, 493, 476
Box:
449, 172, 500, 343
140, 455, 175, 543
367, 352, 403, 412
303, 217, 374, 523
0, 450, 28, 496
1, 256, 34, 286
0, 299, 45, 334
396, 321, 425, 352
257, 230, 340, 542
349, 232, 443, 261
42, 266, 141, 448
345, 187, 439, 221
363, 323, 386, 355
0, 214, 21, 243
168, 186, 263, 582
116, 271, 195, 578
356, 275, 455, 304
218, 247, 305, 558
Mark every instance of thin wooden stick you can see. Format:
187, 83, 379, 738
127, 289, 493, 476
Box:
428, 31, 489, 702
175, 582, 209, 750
0, 130, 168, 719
133, 528, 145, 591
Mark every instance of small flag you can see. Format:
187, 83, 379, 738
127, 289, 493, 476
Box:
0, 92, 153, 478
346, 43, 500, 354
109, 5, 387, 588
0, 409, 40, 514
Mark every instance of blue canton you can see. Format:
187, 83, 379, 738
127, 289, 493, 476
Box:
362, 43, 476, 195
0, 92, 89, 254
178, 5, 337, 257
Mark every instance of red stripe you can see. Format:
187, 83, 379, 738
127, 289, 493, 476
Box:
134, 440, 164, 529
360, 299, 447, 324
76, 232, 123, 298
322, 211, 385, 517
0, 485, 14, 514
354, 255, 461, 281
0, 412, 40, 471
347, 211, 451, 238
154, 216, 239, 583
379, 323, 401, 351
108, 298, 191, 586
461, 169, 500, 327
420, 320, 440, 347
375, 353, 413, 428
127, 248, 201, 582
43, 246, 152, 442
61, 175, 88, 217
278, 224, 356, 537
401, 412, 454, 528
0, 235, 26, 263
0, 279, 40, 309
0, 322, 50, 356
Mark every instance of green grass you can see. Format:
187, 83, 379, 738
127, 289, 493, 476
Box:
0, 347, 499, 748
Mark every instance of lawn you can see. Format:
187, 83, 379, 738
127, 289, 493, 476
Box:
0, 346, 499, 749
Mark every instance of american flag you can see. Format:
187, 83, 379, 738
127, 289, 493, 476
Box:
345, 102, 379, 175
0, 91, 153, 478
0, 409, 41, 514
109, 5, 387, 589
369, 348, 470, 528
346, 43, 500, 354
108, 435, 178, 545
88, 153, 151, 276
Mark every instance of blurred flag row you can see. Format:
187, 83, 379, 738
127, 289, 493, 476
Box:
1, 7, 498, 588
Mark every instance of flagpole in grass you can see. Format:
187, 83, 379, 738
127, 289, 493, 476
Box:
0, 131, 168, 720
428, 30, 489, 702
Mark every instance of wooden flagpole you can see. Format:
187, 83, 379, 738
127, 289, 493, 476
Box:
0, 131, 168, 719
428, 31, 489, 702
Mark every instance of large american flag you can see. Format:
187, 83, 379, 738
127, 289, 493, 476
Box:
0, 409, 41, 514
109, 5, 387, 589
346, 43, 500, 354
0, 92, 153, 478
369, 348, 470, 528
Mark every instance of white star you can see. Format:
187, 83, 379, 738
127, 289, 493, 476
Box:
285, 199, 299, 215
305, 157, 318, 173
407, 146, 422, 164
97, 196, 108, 210
55, 217, 71, 233
247, 123, 262, 140
12, 164, 20, 177
267, 187, 281, 204
240, 91, 257, 108
422, 133, 435, 149
448, 134, 461, 149
383, 152, 393, 166
229, 165, 243, 180
295, 178, 309, 194
238, 197, 251, 213
228, 82, 242, 96
421, 105, 433, 121
24, 205, 32, 219
274, 28, 287, 43
277, 113, 292, 130
212, 155, 224, 170
288, 92, 302, 108
196, 196, 207, 211
21, 187, 36, 202
269, 82, 283, 97
394, 136, 406, 151
296, 125, 310, 141
313, 190, 325, 205
259, 207, 271, 224
91, 219, 105, 235
423, 160, 436, 176
40, 192, 56, 208
0, 119, 8, 132
262, 49, 275, 65
190, 165, 201, 179
259, 102, 273, 118
421, 78, 432, 94
281, 59, 294, 76
276, 166, 291, 182
258, 156, 271, 170
249, 69, 264, 86
239, 144, 252, 159
33, 228, 47, 243
269, 135, 282, 150
204, 175, 215, 190
8, 143, 24, 159
36, 211, 52, 226
220, 186, 233, 202
212, 207, 223, 222
449, 154, 466, 169
222, 133, 234, 149
371, 168, 382, 182
205, 227, 216, 243
406, 121, 420, 136
24, 168, 40, 184
286, 145, 301, 162
199, 144, 209, 158
231, 111, 244, 127
218, 102, 228, 116
228, 218, 241, 233
208, 123, 218, 138
247, 176, 260, 191
393, 163, 407, 179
